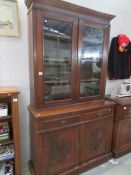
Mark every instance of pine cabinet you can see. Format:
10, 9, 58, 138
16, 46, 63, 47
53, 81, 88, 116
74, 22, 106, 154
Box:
25, 0, 115, 174
0, 87, 21, 175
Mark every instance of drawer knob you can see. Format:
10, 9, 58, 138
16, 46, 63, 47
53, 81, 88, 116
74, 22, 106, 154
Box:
60, 120, 67, 126
96, 113, 101, 117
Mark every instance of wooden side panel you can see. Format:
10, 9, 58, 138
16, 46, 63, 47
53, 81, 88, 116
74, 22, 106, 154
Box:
11, 94, 21, 175
113, 119, 131, 157
30, 115, 36, 174
30, 114, 42, 175
114, 104, 124, 119
108, 97, 131, 157
28, 9, 36, 106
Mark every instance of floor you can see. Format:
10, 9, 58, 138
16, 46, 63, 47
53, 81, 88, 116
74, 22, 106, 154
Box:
81, 153, 131, 175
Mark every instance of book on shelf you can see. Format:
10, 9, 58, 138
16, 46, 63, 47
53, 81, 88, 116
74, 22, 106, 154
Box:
0, 160, 13, 175
0, 135, 9, 142
0, 122, 10, 142
0, 144, 14, 161
0, 103, 8, 117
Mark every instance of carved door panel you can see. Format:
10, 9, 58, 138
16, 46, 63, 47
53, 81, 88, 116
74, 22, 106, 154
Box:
42, 126, 79, 175
80, 116, 113, 162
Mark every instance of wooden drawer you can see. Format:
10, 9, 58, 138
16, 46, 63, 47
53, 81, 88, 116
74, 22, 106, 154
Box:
83, 107, 113, 121
39, 114, 81, 131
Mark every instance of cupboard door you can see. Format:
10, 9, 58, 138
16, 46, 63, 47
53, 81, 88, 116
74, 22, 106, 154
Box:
42, 126, 79, 175
78, 19, 109, 99
80, 116, 113, 162
35, 11, 78, 106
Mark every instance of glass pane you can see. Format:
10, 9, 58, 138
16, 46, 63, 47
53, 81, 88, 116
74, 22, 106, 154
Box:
80, 26, 104, 97
43, 18, 72, 102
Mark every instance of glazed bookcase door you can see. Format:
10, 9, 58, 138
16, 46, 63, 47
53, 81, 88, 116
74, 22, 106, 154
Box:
77, 19, 109, 100
36, 10, 78, 107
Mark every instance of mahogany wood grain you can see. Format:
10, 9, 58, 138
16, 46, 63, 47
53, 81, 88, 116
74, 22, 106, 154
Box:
29, 100, 114, 118
11, 94, 21, 175
25, 1, 115, 174
29, 102, 114, 175
26, 0, 114, 109
107, 96, 131, 158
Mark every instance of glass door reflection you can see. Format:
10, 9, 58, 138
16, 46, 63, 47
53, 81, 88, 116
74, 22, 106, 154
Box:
80, 26, 104, 97
43, 18, 73, 102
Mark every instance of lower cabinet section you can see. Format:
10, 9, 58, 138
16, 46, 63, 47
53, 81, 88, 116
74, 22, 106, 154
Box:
29, 101, 114, 175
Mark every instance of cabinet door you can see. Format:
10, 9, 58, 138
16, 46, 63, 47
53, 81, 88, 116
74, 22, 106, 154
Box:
77, 19, 109, 100
35, 10, 78, 107
42, 126, 79, 175
80, 116, 113, 162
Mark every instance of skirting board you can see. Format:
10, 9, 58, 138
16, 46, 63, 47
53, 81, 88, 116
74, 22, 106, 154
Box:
22, 166, 31, 175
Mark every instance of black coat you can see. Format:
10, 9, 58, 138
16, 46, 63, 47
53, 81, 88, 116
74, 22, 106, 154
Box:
108, 36, 131, 80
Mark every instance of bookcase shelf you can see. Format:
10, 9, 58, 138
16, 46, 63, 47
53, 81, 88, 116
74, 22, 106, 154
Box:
0, 140, 13, 146
0, 87, 21, 175
0, 115, 12, 121
0, 157, 14, 163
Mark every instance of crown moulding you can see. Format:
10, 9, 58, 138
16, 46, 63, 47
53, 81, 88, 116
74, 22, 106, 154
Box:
25, 0, 32, 9
25, 0, 115, 21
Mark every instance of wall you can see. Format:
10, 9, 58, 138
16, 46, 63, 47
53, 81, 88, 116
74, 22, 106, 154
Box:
0, 0, 131, 174
0, 0, 30, 174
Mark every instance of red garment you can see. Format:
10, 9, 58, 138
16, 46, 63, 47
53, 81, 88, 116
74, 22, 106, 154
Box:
108, 36, 131, 80
118, 34, 130, 52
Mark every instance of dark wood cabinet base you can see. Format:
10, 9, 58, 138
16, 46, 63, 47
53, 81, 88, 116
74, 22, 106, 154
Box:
29, 153, 112, 175
29, 101, 114, 175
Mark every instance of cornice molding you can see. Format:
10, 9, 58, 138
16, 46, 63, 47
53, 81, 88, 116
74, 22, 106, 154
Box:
25, 0, 115, 21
